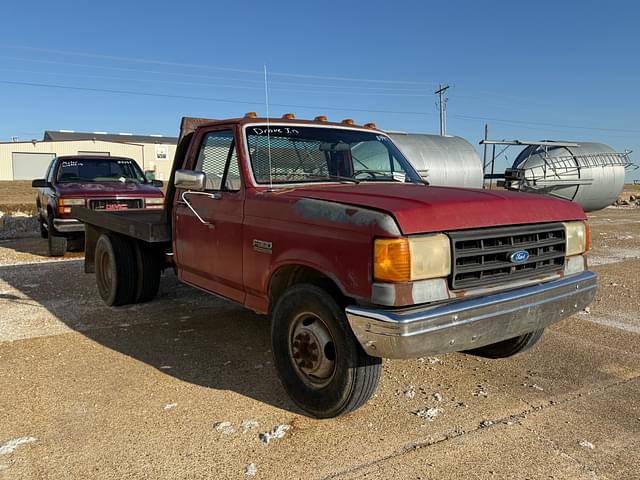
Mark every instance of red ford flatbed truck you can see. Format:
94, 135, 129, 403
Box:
73, 114, 597, 418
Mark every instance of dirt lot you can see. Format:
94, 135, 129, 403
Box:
0, 205, 639, 479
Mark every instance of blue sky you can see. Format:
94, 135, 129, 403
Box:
1, 0, 638, 180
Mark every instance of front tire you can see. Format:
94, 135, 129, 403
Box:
271, 284, 382, 418
46, 213, 66, 256
466, 329, 544, 359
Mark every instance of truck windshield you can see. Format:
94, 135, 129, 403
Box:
245, 125, 424, 185
56, 158, 147, 183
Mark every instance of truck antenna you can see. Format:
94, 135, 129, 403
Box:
264, 64, 273, 191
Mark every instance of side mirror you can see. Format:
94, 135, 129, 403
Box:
174, 170, 206, 191
32, 178, 50, 188
151, 180, 164, 188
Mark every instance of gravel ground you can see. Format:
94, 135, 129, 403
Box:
0, 207, 638, 479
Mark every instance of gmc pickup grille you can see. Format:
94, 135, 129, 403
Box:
89, 199, 143, 210
448, 223, 566, 290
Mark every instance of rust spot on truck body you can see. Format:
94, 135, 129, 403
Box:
294, 198, 401, 236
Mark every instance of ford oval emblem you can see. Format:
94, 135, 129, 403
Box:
510, 250, 530, 263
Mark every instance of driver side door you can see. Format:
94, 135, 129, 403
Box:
173, 127, 245, 303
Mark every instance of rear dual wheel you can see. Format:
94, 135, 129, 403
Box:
94, 233, 161, 306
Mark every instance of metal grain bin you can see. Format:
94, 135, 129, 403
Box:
387, 133, 484, 188
505, 142, 630, 212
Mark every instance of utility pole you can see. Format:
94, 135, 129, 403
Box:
434, 84, 450, 136
482, 123, 489, 175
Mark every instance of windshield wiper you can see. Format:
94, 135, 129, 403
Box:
288, 172, 360, 184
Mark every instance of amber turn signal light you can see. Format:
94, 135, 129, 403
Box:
373, 238, 411, 282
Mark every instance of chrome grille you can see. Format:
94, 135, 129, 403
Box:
448, 223, 566, 290
89, 198, 143, 210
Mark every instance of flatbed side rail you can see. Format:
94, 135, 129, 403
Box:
72, 207, 171, 243
72, 207, 171, 274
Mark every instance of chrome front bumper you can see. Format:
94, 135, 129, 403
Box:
53, 218, 85, 233
345, 271, 597, 359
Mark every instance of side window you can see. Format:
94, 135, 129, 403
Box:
194, 130, 240, 191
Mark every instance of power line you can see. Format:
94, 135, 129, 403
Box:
0, 79, 436, 116
2, 78, 636, 136
0, 55, 431, 93
450, 113, 640, 134
0, 44, 437, 86
0, 67, 432, 98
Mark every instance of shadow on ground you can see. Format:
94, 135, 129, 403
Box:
0, 260, 298, 414
0, 235, 86, 260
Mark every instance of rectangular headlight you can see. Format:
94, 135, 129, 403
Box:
373, 234, 451, 282
58, 198, 85, 206
145, 197, 164, 205
563, 221, 589, 256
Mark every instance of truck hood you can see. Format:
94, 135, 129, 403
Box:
56, 182, 164, 198
282, 183, 586, 234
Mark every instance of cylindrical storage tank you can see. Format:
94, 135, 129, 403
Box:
508, 142, 627, 212
387, 133, 484, 188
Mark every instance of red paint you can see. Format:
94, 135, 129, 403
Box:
280, 183, 585, 234
169, 118, 587, 314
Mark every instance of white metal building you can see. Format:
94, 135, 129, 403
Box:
0, 131, 177, 181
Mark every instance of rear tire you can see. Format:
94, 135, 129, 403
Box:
466, 329, 544, 359
133, 241, 161, 303
95, 233, 137, 306
271, 284, 382, 418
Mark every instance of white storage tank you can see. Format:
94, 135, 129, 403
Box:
387, 132, 484, 188
505, 142, 631, 212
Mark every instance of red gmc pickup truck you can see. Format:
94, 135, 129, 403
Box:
32, 155, 164, 256
74, 115, 596, 418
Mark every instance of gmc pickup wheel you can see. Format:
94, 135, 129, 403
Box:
95, 233, 137, 306
46, 213, 67, 257
467, 329, 544, 359
271, 284, 382, 418
39, 220, 48, 239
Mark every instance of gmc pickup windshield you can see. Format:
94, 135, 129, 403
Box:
57, 158, 147, 183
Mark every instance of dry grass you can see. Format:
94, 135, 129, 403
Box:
0, 181, 37, 214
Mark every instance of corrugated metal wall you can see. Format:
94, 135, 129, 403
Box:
0, 140, 176, 180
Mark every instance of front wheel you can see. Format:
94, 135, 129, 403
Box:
271, 284, 382, 418
466, 329, 545, 359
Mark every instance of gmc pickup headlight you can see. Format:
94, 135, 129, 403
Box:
57, 197, 85, 214
144, 197, 164, 209
373, 234, 451, 282
563, 221, 590, 256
